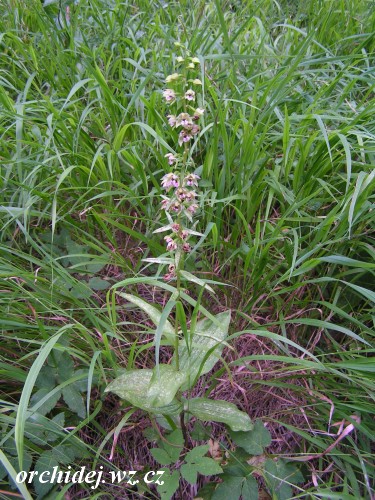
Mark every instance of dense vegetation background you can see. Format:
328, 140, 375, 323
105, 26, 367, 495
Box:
0, 0, 374, 498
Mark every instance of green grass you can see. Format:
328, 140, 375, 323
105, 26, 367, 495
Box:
1, 0, 374, 498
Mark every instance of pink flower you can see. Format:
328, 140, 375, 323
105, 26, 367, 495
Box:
187, 203, 198, 214
182, 243, 191, 252
175, 188, 188, 200
165, 153, 177, 165
184, 89, 195, 101
193, 108, 205, 121
185, 190, 197, 201
161, 173, 179, 190
163, 89, 176, 102
191, 124, 200, 135
178, 130, 192, 146
176, 113, 193, 128
167, 115, 177, 127
161, 199, 170, 210
164, 236, 178, 251
170, 201, 181, 212
184, 174, 200, 187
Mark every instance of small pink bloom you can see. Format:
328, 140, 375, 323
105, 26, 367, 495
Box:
167, 115, 177, 127
164, 236, 178, 251
165, 153, 177, 165
184, 174, 200, 187
161, 173, 179, 190
171, 201, 181, 212
182, 243, 191, 252
187, 203, 198, 214
185, 190, 197, 201
176, 188, 188, 200
161, 199, 169, 210
191, 124, 200, 135
184, 89, 195, 101
163, 89, 176, 102
178, 130, 192, 146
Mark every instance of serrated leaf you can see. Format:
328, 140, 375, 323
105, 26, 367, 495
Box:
241, 475, 259, 499
176, 310, 231, 390
212, 472, 258, 500
181, 455, 222, 485
88, 277, 110, 290
156, 468, 180, 500
62, 385, 86, 418
0, 447, 32, 488
30, 388, 62, 416
186, 398, 253, 432
54, 445, 76, 464
185, 444, 210, 462
180, 463, 199, 485
57, 352, 74, 382
229, 420, 271, 455
105, 366, 185, 413
264, 459, 304, 500
212, 475, 243, 500
117, 293, 175, 343
196, 482, 218, 498
161, 429, 184, 462
33, 451, 59, 498
45, 413, 65, 442
150, 448, 174, 466
194, 457, 223, 476
35, 365, 56, 390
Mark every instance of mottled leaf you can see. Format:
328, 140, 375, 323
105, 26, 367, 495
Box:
186, 397, 253, 432
105, 366, 186, 413
176, 310, 231, 390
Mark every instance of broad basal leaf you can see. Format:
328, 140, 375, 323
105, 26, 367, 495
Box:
264, 458, 304, 500
181, 445, 223, 485
186, 397, 253, 432
175, 310, 231, 390
105, 366, 186, 413
229, 420, 271, 455
151, 429, 184, 465
212, 474, 258, 500
156, 468, 180, 500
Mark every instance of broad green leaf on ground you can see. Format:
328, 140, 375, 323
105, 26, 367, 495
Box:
105, 366, 186, 413
33, 451, 60, 498
62, 385, 86, 418
180, 445, 223, 485
186, 397, 253, 432
156, 468, 180, 500
117, 293, 175, 343
0, 440, 32, 490
88, 277, 110, 290
175, 310, 231, 390
229, 420, 272, 455
212, 473, 258, 500
29, 387, 62, 416
264, 458, 304, 500
150, 429, 184, 465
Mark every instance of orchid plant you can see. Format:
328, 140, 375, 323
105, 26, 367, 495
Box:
105, 46, 253, 493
